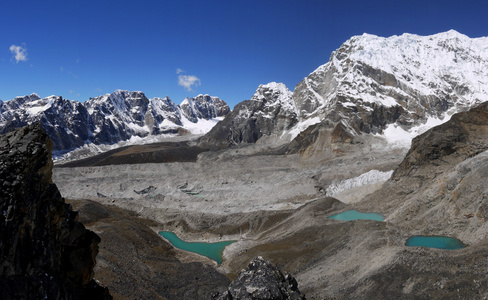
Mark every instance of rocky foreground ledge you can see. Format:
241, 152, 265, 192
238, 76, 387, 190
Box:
215, 257, 306, 300
0, 124, 111, 299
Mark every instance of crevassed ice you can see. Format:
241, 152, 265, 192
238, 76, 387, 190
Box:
326, 169, 394, 197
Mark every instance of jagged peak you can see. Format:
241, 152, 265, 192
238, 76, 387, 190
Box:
186, 94, 222, 102
30, 92, 41, 99
152, 95, 172, 102
110, 89, 146, 98
12, 93, 42, 102
180, 94, 225, 107
45, 95, 61, 100
252, 82, 293, 103
180, 97, 191, 106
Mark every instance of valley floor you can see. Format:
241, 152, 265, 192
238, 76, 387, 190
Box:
54, 141, 488, 299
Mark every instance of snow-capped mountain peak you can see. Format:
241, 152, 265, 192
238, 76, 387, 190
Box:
291, 30, 488, 141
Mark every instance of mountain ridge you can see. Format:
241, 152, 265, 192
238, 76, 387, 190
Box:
0, 90, 229, 155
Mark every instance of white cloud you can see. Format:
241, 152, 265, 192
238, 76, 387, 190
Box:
176, 68, 184, 74
178, 74, 201, 91
9, 44, 28, 63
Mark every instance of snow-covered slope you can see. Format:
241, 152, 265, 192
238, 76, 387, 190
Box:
0, 90, 229, 154
292, 30, 488, 140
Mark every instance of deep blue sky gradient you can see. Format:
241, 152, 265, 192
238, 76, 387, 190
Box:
1, 0, 487, 108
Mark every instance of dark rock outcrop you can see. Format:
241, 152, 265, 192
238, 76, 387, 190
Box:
0, 124, 111, 299
199, 83, 296, 150
180, 94, 230, 123
215, 257, 305, 300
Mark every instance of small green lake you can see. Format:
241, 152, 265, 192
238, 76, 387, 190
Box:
159, 231, 236, 264
405, 236, 465, 250
328, 210, 384, 221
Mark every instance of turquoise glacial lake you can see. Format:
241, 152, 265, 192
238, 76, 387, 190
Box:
405, 236, 465, 250
159, 231, 236, 264
328, 210, 384, 221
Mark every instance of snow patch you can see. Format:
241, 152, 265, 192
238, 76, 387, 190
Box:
53, 132, 179, 162
25, 98, 55, 117
378, 114, 453, 148
286, 116, 321, 140
180, 115, 224, 134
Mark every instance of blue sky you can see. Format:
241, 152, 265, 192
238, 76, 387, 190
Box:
1, 0, 487, 108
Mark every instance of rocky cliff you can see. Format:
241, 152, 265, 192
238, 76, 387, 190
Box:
0, 124, 111, 299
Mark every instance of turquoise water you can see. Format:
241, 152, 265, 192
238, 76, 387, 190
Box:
328, 210, 384, 221
405, 236, 465, 250
159, 231, 236, 264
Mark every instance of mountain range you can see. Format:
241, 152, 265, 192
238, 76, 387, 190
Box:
201, 30, 488, 156
0, 91, 229, 155
2, 30, 488, 161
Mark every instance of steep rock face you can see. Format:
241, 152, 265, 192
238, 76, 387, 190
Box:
180, 94, 230, 123
288, 30, 488, 155
215, 257, 305, 300
0, 124, 110, 299
0, 90, 229, 154
85, 90, 152, 144
147, 96, 183, 131
199, 83, 296, 149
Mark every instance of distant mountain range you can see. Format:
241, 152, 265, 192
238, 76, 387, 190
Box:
2, 30, 488, 160
0, 90, 229, 153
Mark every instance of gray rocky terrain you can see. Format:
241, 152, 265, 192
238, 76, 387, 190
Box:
52, 102, 488, 299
